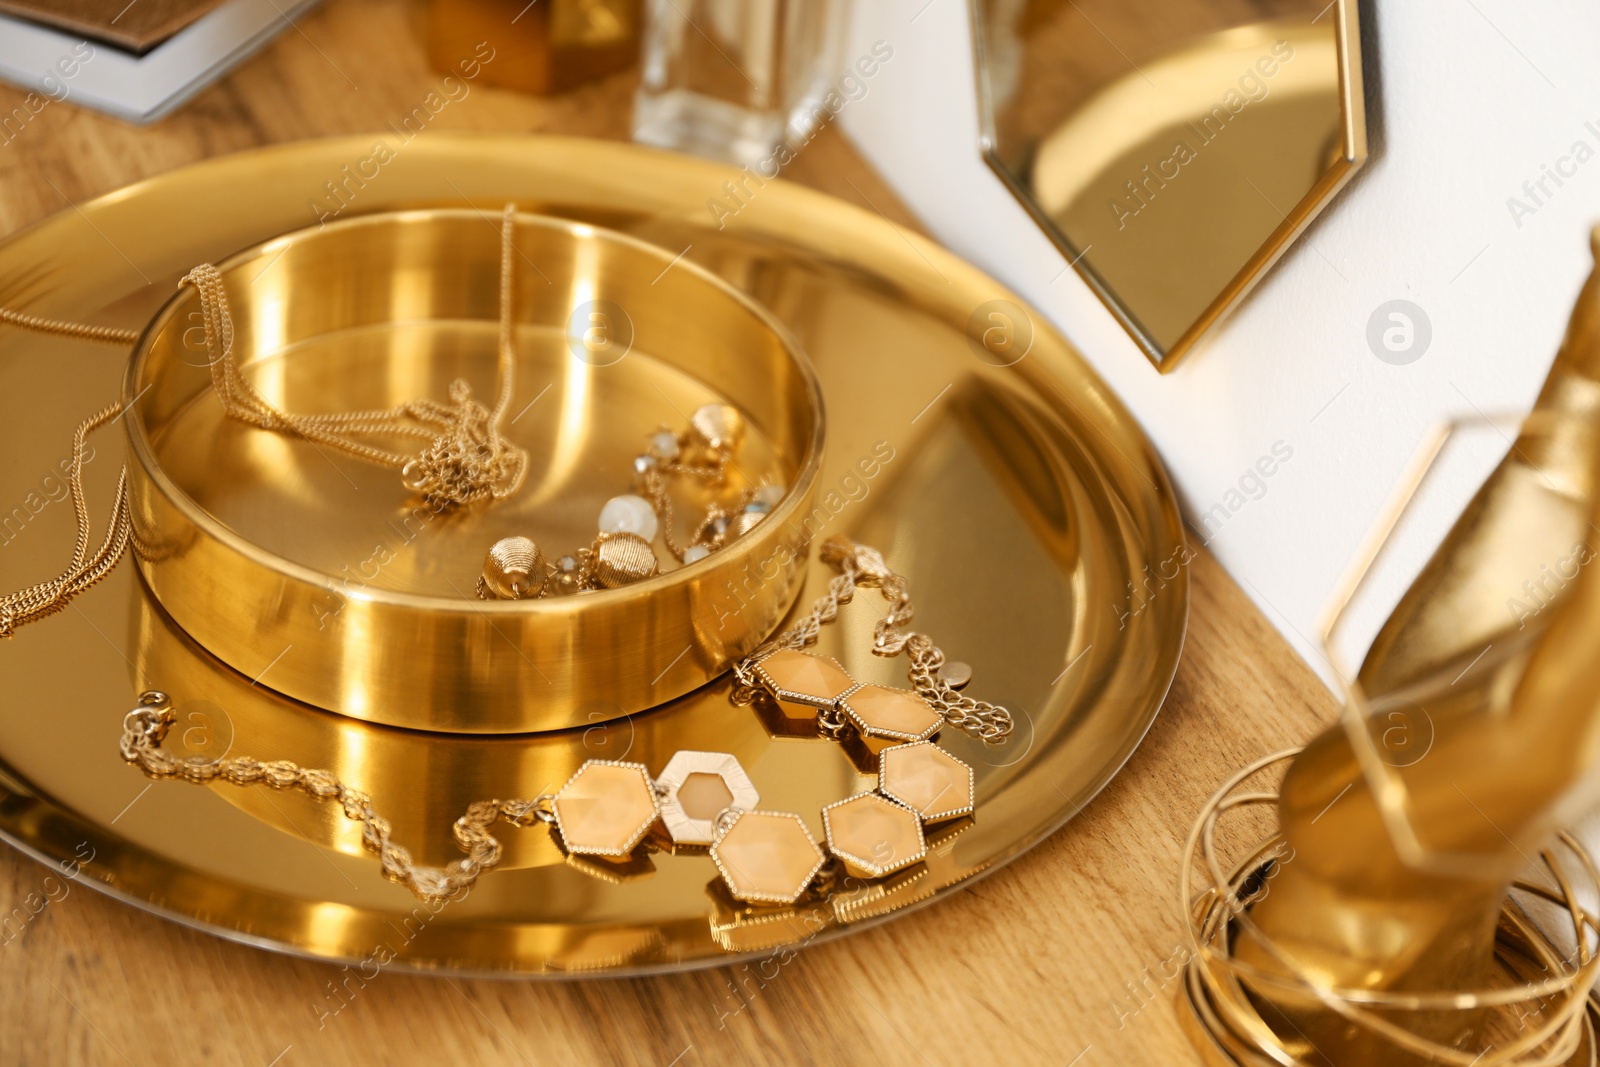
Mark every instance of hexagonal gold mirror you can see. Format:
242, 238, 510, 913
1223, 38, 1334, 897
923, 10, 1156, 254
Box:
973, 0, 1367, 371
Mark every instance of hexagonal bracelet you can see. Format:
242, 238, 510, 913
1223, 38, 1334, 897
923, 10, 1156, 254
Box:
116, 536, 1009, 906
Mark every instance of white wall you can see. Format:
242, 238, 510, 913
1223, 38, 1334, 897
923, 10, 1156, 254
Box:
839, 0, 1600, 686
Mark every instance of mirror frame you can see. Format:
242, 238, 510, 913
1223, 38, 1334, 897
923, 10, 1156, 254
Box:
971, 0, 1369, 372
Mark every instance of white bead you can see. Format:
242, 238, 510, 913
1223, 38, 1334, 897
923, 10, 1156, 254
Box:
754, 483, 786, 508
650, 431, 680, 460
599, 494, 658, 541
681, 544, 711, 564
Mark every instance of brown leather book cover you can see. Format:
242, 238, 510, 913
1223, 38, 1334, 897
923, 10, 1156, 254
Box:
0, 0, 227, 54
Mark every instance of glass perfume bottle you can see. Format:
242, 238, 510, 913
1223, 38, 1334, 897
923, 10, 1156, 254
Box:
633, 0, 850, 167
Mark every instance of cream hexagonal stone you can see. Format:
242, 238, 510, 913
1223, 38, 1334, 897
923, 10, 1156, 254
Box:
710, 810, 825, 904
878, 741, 975, 822
822, 792, 927, 878
838, 683, 942, 753
752, 649, 856, 726
551, 760, 660, 857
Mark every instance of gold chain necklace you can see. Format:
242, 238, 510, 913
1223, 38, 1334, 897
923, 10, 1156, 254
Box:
120, 536, 1013, 906
0, 206, 533, 636
183, 206, 527, 507
0, 402, 130, 636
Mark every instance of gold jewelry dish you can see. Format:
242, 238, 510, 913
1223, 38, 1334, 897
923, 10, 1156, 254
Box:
0, 135, 1186, 974
123, 209, 822, 732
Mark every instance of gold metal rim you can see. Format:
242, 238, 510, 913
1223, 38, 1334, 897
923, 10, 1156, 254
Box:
972, 3, 1369, 372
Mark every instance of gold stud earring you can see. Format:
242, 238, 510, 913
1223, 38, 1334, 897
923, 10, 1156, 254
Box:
591, 531, 660, 588
478, 536, 545, 599
478, 531, 660, 600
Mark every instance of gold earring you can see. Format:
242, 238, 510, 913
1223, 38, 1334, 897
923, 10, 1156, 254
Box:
476, 403, 775, 600
478, 536, 545, 599
478, 531, 660, 600
632, 403, 786, 564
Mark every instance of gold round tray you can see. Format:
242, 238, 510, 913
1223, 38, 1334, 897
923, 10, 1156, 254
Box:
125, 209, 823, 732
0, 135, 1186, 975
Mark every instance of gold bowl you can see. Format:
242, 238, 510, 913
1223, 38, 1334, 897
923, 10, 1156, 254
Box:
122, 210, 823, 733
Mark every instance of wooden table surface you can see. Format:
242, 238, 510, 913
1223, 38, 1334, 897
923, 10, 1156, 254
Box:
0, 2, 1337, 1064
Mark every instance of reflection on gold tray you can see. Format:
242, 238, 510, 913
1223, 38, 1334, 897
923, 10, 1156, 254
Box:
0, 135, 1186, 976
1031, 19, 1348, 353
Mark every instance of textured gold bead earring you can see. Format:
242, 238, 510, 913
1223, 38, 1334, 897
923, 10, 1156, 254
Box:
477, 530, 660, 599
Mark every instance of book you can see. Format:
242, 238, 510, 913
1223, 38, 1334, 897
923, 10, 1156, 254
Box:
0, 0, 228, 55
0, 0, 323, 125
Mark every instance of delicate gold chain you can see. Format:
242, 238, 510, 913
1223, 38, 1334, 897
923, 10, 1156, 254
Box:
630, 414, 748, 563
732, 535, 1016, 742
0, 307, 139, 346
119, 684, 896, 909
634, 458, 751, 562
0, 402, 130, 637
119, 691, 553, 900
120, 690, 850, 905
0, 306, 138, 637
182, 204, 527, 510
636, 465, 688, 560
